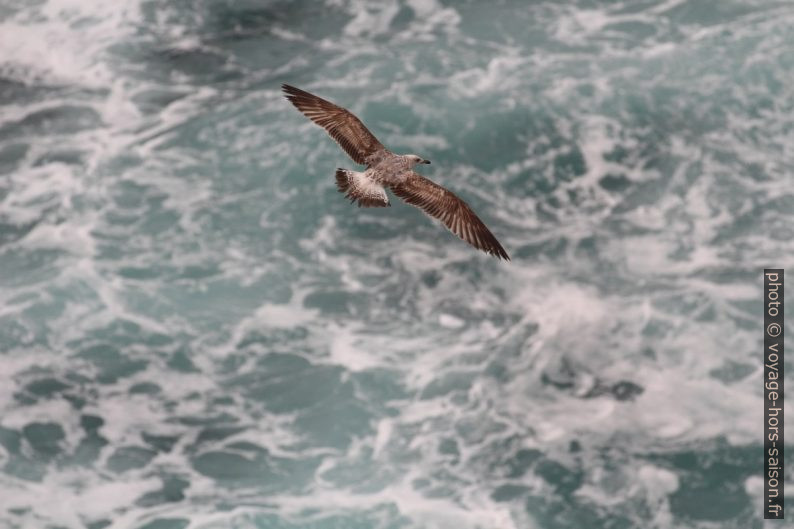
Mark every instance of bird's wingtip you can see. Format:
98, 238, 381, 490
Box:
281, 83, 299, 95
492, 247, 510, 261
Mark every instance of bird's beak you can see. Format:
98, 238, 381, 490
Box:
422, 159, 431, 164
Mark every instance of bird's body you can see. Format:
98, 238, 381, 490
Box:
352, 150, 414, 193
282, 84, 510, 260
365, 151, 413, 186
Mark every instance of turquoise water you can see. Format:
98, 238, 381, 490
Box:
1, 0, 793, 528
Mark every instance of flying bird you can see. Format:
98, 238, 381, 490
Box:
282, 84, 509, 260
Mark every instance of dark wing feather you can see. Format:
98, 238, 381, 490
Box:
391, 173, 510, 260
282, 84, 385, 165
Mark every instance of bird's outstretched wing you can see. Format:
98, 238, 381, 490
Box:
390, 172, 510, 260
282, 84, 385, 165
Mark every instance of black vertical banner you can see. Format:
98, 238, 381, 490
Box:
764, 269, 784, 519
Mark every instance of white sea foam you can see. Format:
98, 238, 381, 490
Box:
0, 0, 139, 88
2, 0, 792, 527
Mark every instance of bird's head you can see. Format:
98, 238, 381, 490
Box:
407, 154, 431, 167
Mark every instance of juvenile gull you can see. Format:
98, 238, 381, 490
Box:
282, 84, 510, 260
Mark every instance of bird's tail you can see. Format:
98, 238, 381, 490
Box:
335, 168, 352, 193
334, 168, 389, 207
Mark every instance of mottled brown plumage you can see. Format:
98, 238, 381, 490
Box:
283, 83, 510, 260
282, 84, 383, 165
335, 168, 390, 208
391, 173, 509, 260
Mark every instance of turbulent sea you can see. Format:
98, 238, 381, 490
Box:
1, 0, 793, 528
